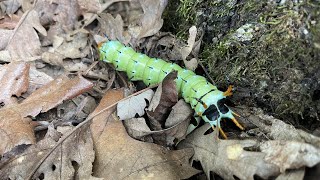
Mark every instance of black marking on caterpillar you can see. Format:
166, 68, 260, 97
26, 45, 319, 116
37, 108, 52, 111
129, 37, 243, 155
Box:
99, 40, 244, 131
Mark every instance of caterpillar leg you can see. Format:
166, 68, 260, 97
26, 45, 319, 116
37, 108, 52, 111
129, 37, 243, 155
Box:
218, 127, 228, 139
223, 85, 233, 97
231, 117, 245, 130
211, 126, 228, 139
231, 111, 245, 130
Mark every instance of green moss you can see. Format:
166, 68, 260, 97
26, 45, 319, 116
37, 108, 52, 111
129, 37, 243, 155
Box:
163, 0, 320, 129
200, 0, 320, 128
162, 0, 202, 39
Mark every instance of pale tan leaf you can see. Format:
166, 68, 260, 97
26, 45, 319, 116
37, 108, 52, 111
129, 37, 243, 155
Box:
48, 32, 90, 60
0, 14, 21, 29
117, 89, 154, 120
124, 100, 193, 146
5, 10, 47, 61
78, 0, 101, 13
0, 29, 13, 50
24, 66, 54, 97
178, 124, 280, 180
180, 26, 199, 70
0, 50, 11, 62
0, 0, 22, 14
261, 141, 320, 173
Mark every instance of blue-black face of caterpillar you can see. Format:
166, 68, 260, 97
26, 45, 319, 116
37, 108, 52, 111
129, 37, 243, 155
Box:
203, 98, 230, 127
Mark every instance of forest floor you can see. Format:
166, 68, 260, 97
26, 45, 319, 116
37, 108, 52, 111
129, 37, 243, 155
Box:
0, 0, 320, 179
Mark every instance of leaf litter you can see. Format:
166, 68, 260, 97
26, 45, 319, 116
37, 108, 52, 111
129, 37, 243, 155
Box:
90, 89, 200, 179
0, 0, 319, 179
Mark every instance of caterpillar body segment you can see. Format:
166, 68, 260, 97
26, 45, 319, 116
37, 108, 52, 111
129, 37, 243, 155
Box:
99, 40, 244, 134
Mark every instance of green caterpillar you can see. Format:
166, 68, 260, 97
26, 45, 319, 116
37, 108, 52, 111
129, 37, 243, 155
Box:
99, 40, 244, 136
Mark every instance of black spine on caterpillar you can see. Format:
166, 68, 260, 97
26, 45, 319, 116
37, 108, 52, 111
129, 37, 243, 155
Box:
99, 40, 244, 132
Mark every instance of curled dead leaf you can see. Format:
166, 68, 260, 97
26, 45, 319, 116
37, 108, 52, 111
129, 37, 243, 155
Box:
147, 71, 178, 130
180, 26, 199, 71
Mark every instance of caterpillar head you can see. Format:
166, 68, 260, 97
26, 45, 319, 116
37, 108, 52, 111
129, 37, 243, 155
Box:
202, 98, 244, 130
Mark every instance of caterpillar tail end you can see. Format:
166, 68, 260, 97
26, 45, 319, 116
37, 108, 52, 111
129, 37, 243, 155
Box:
223, 85, 233, 97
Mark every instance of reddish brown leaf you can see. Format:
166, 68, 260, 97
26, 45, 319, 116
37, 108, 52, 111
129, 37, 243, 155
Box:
0, 110, 34, 156
17, 75, 93, 117
0, 75, 93, 155
90, 89, 125, 139
0, 62, 29, 106
0, 14, 21, 29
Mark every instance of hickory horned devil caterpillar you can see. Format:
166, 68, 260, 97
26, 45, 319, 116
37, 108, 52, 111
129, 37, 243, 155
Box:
99, 40, 244, 138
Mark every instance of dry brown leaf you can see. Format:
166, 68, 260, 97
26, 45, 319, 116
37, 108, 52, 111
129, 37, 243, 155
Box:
17, 75, 93, 117
164, 99, 193, 145
90, 89, 200, 179
0, 62, 29, 106
124, 118, 154, 142
0, 110, 35, 157
97, 13, 131, 44
48, 31, 90, 60
24, 66, 54, 97
235, 106, 320, 148
131, 0, 167, 39
4, 10, 47, 61
0, 125, 98, 180
0, 75, 93, 155
147, 71, 178, 130
51, 0, 80, 31
178, 124, 280, 180
33, 0, 60, 26
261, 141, 320, 173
